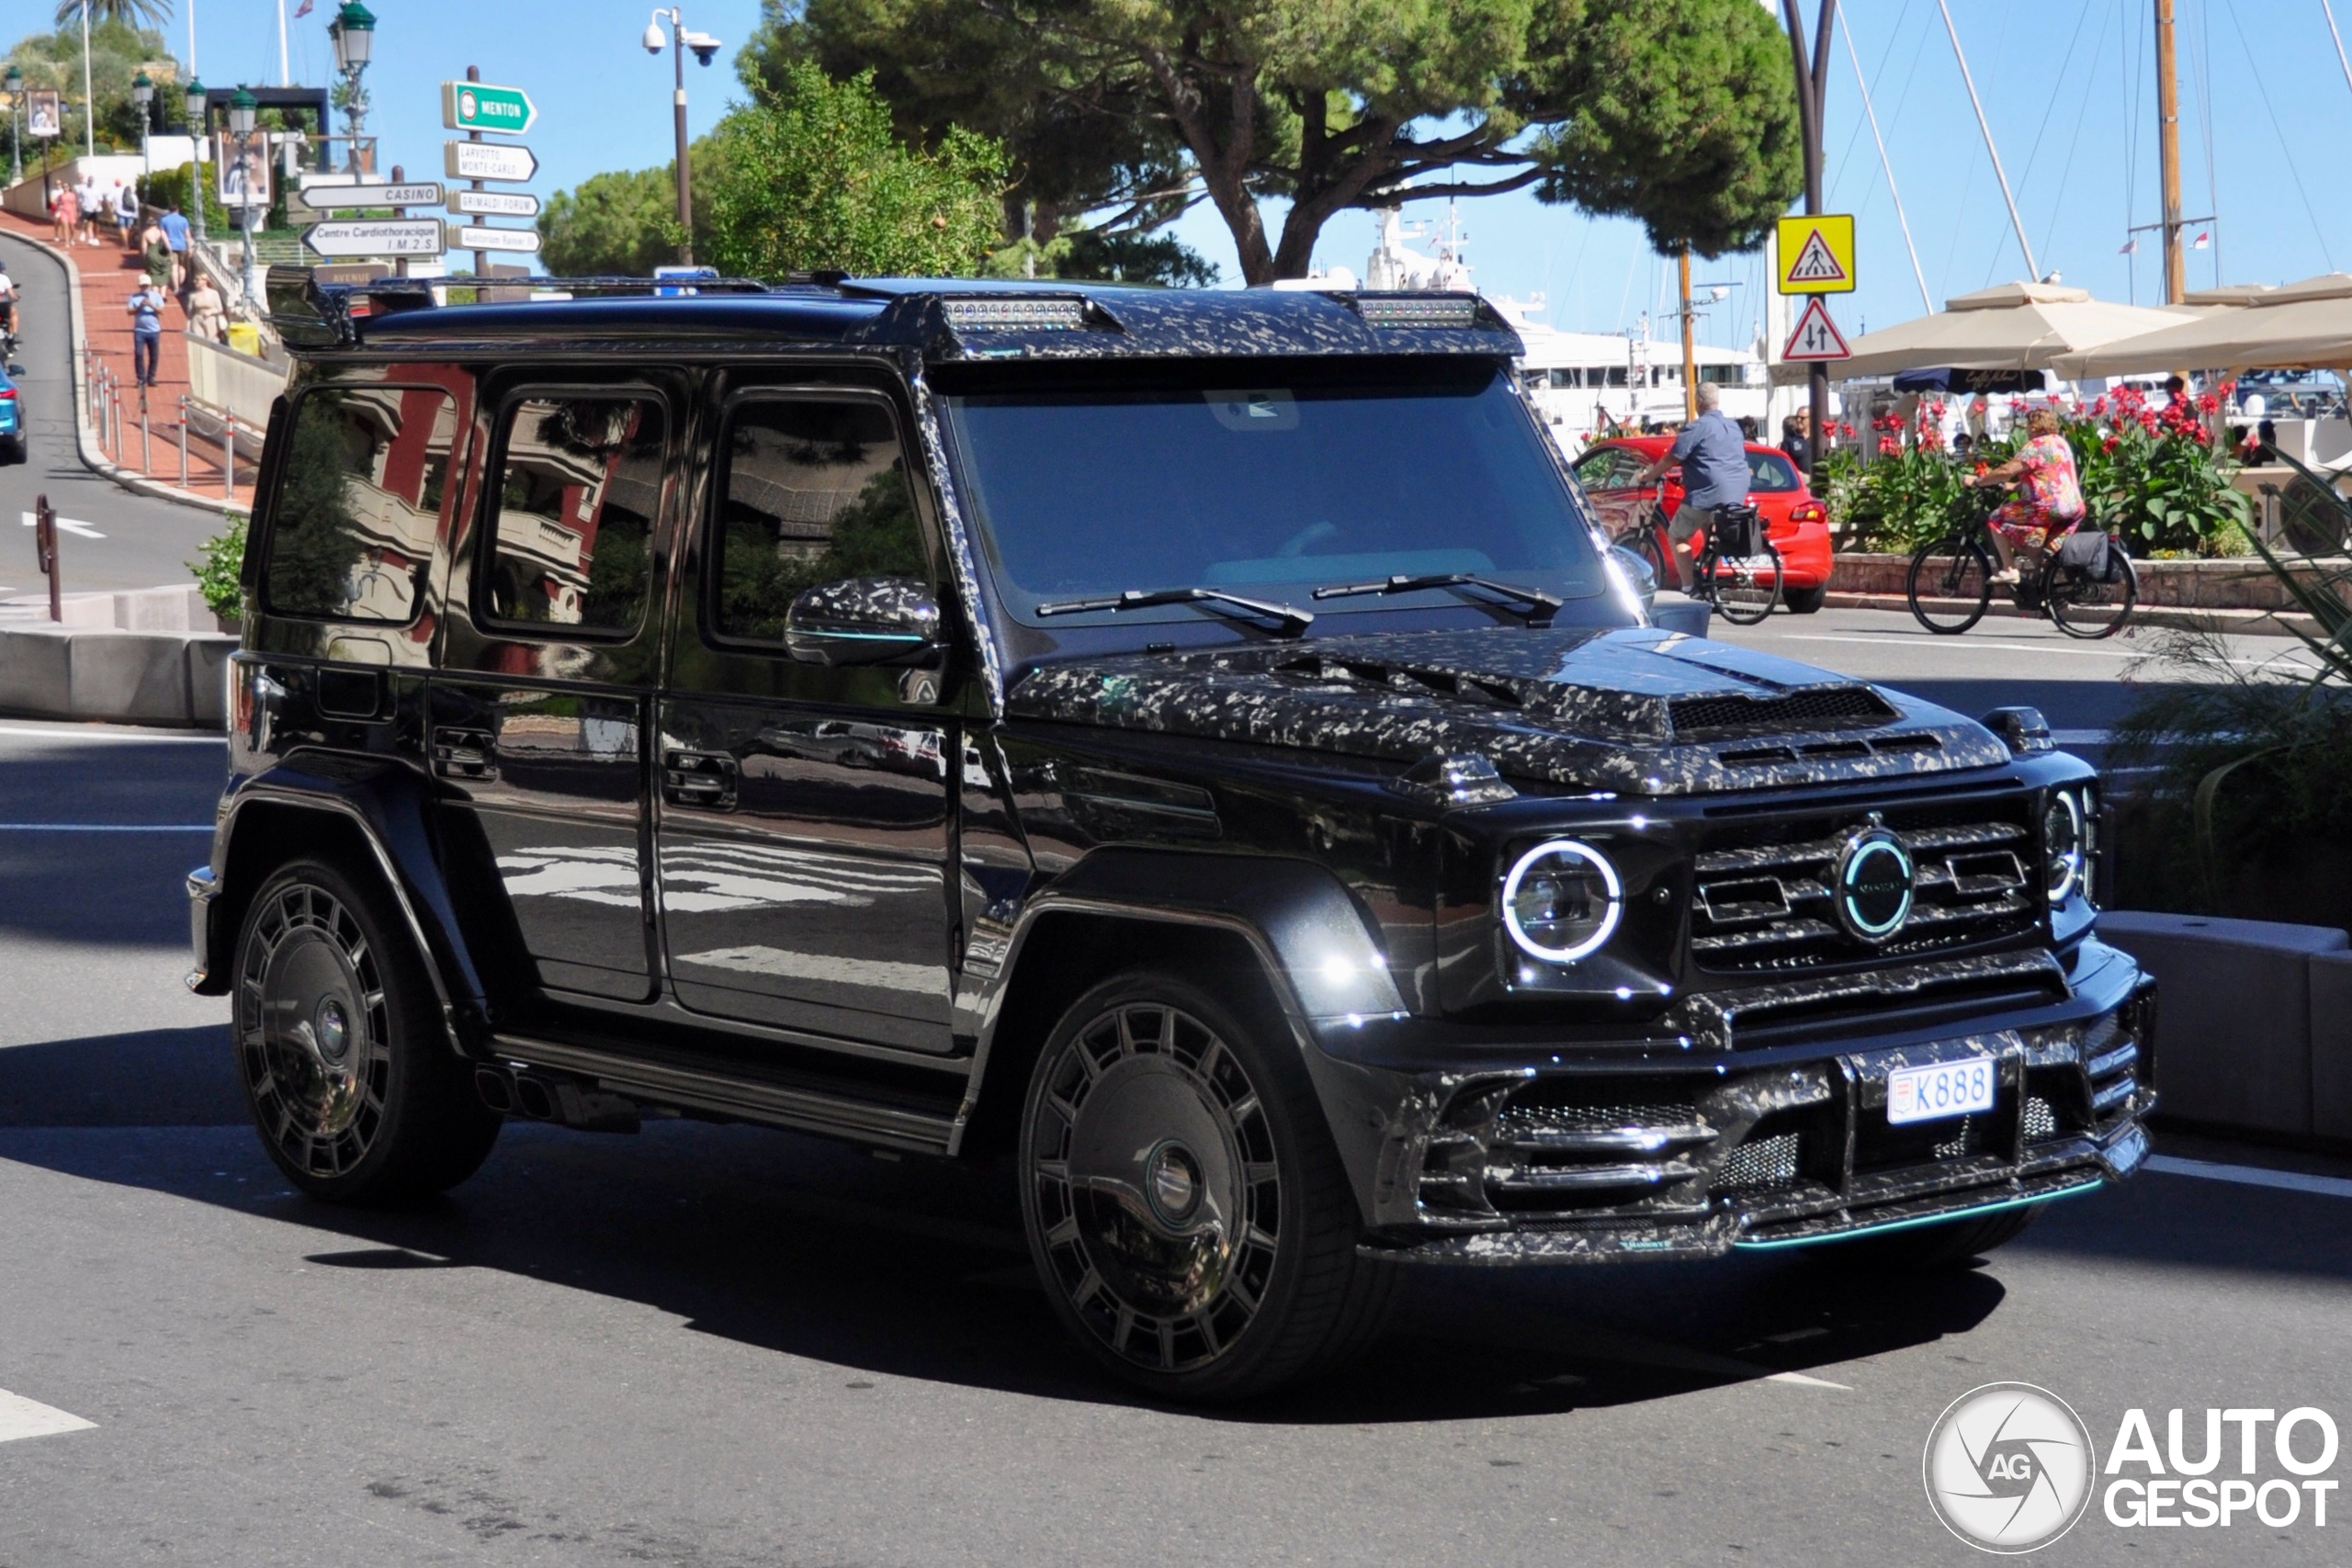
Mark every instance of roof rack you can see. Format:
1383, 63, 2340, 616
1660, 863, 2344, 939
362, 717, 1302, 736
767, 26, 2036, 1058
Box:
263, 265, 834, 347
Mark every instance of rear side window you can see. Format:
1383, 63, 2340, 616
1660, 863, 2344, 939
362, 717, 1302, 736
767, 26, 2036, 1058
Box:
1573, 446, 1636, 490
708, 397, 924, 643
264, 385, 458, 621
480, 393, 667, 634
1747, 450, 1802, 491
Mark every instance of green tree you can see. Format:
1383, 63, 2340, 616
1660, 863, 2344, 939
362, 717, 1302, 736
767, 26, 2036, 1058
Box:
56, 2, 172, 26
6, 17, 177, 152
538, 161, 701, 276
698, 61, 1006, 279
775, 0, 1799, 285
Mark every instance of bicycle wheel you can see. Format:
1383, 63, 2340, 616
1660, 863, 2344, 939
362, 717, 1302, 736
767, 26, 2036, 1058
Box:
1905, 535, 1995, 634
1626, 525, 1673, 594
1709, 540, 1784, 625
2043, 548, 2138, 639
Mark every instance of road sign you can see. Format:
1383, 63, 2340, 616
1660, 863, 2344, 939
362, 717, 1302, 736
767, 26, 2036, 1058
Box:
442, 80, 538, 135
1781, 297, 1852, 362
447, 188, 541, 219
302, 182, 447, 209
1776, 213, 1856, 295
444, 141, 538, 183
302, 219, 448, 258
448, 223, 542, 255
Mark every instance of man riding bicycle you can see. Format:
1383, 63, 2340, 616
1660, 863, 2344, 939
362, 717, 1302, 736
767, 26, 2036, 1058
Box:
0, 265, 17, 344
1634, 380, 1749, 592
1962, 406, 2085, 584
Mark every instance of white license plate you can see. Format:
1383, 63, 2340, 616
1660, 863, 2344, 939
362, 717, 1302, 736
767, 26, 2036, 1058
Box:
1886, 1057, 1997, 1125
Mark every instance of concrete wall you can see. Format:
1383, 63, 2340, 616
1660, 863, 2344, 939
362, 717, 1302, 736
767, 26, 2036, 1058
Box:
0, 625, 233, 728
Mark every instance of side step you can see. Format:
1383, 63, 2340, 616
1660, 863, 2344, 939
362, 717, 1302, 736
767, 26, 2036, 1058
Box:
490, 1032, 960, 1156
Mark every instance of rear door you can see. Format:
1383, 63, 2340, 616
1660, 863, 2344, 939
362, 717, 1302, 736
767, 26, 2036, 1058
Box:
653, 379, 959, 1055
431, 373, 685, 1003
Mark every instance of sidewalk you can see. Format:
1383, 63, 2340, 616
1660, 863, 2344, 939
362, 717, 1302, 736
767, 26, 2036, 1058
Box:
0, 208, 256, 511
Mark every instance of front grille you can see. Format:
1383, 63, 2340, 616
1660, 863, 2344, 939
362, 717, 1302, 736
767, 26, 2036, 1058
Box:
1716, 1131, 1802, 1192
2023, 1095, 2059, 1141
1461, 1083, 1715, 1213
1690, 796, 2040, 974
1668, 685, 1898, 739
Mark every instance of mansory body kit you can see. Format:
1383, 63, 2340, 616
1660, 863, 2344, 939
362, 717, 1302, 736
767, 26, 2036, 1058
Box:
189, 272, 2154, 1399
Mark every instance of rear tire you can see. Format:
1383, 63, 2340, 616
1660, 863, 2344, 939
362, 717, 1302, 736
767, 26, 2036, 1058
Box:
233, 858, 501, 1204
1709, 541, 1784, 625
1018, 971, 1391, 1402
1905, 535, 1995, 634
2043, 547, 2138, 639
1811, 1205, 2039, 1272
1783, 581, 1829, 615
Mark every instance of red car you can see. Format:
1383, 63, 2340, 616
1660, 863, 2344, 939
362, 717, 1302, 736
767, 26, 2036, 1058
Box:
1570, 434, 1834, 614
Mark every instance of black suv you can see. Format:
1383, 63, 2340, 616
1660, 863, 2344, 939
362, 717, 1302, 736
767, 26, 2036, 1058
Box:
188, 272, 2153, 1400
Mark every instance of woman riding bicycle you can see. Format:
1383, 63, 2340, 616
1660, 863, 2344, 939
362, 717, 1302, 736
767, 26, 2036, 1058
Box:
1962, 406, 2084, 585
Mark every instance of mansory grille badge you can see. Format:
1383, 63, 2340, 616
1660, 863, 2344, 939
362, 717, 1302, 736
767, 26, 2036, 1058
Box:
1836, 823, 1917, 943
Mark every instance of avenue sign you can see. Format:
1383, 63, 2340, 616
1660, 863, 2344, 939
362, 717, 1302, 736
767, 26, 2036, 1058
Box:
442, 81, 538, 136
444, 141, 537, 183
301, 182, 446, 209
447, 188, 541, 219
448, 223, 542, 255
302, 219, 447, 258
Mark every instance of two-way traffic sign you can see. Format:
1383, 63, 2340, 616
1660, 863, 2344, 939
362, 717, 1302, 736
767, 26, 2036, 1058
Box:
1781, 297, 1852, 362
303, 219, 448, 258
442, 81, 538, 136
445, 141, 537, 183
301, 182, 446, 209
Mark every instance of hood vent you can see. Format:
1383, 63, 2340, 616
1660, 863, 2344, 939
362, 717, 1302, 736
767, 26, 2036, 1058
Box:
1668, 686, 1898, 740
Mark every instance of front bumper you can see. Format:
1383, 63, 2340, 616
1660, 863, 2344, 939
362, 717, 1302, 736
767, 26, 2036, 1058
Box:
185, 864, 220, 992
1339, 941, 2155, 1263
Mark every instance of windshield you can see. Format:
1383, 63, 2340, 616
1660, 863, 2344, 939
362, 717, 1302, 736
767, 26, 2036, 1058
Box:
940, 363, 1608, 625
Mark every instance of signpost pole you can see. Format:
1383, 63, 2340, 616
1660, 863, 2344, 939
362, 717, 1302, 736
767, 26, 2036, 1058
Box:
464, 66, 485, 280
1781, 1, 1838, 471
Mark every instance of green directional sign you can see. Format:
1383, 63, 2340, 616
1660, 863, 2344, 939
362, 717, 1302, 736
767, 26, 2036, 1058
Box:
441, 80, 537, 135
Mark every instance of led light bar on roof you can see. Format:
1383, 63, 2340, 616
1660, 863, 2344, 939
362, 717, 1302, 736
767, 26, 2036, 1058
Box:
944, 298, 1090, 330
1353, 295, 1483, 328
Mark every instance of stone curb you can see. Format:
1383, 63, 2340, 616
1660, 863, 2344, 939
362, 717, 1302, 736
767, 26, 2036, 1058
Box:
0, 624, 233, 728
8, 226, 245, 517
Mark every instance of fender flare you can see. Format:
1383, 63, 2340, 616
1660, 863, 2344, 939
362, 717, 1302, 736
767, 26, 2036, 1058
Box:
196, 759, 487, 1055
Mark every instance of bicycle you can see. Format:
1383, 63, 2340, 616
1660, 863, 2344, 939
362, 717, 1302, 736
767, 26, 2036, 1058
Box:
1616, 481, 1783, 626
1904, 489, 2138, 639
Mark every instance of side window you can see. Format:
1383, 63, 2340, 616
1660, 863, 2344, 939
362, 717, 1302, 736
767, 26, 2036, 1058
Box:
708, 397, 924, 643
1571, 447, 1616, 488
480, 393, 667, 634
263, 385, 457, 621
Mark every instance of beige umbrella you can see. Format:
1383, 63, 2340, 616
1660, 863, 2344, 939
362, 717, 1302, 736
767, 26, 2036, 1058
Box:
2049, 274, 2352, 378
1772, 281, 2198, 385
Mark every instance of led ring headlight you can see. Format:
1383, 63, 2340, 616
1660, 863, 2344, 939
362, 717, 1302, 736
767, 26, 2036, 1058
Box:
1501, 839, 1623, 963
2044, 789, 2086, 903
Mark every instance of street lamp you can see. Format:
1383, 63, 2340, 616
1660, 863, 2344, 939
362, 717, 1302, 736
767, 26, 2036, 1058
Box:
642, 8, 723, 266
229, 85, 260, 307
328, 1, 377, 175
6, 66, 22, 188
183, 78, 209, 260
132, 73, 154, 139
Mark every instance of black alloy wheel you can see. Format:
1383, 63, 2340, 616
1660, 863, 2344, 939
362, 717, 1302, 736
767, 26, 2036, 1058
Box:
2041, 547, 2139, 639
234, 858, 501, 1203
1018, 972, 1391, 1401
1905, 534, 1996, 634
1708, 539, 1784, 626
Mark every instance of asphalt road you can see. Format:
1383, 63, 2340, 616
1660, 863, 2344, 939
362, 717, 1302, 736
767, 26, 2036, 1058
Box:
0, 229, 225, 604
2, 720, 2348, 1566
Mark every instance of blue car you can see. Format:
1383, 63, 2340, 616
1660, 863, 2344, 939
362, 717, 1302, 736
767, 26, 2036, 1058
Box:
0, 363, 22, 465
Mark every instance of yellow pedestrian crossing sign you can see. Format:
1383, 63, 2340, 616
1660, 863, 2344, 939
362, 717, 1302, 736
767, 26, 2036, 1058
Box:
1777, 214, 1856, 295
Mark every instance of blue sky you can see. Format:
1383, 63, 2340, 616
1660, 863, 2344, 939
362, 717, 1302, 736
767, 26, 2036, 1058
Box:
86, 2, 2352, 352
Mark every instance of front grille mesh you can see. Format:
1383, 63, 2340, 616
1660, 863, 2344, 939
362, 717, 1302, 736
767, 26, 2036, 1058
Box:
1690, 797, 2040, 974
1668, 686, 1898, 739
2023, 1095, 2059, 1141
1716, 1132, 1801, 1192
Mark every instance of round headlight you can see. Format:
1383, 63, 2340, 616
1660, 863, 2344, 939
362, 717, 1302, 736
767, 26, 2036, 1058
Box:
1501, 840, 1623, 963
2044, 789, 2086, 903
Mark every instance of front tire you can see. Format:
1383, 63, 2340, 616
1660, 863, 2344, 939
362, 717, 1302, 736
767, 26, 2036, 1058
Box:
1782, 581, 1829, 615
233, 858, 501, 1203
1018, 972, 1390, 1402
1905, 535, 1995, 634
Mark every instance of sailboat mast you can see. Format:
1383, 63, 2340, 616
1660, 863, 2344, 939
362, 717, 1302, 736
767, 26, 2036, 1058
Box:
2155, 0, 2185, 304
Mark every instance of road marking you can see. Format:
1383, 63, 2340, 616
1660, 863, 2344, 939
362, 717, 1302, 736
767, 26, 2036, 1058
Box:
1778, 633, 2316, 671
17, 509, 104, 539
0, 1388, 96, 1444
2145, 1154, 2352, 1200
0, 822, 214, 831
1765, 1371, 1852, 1391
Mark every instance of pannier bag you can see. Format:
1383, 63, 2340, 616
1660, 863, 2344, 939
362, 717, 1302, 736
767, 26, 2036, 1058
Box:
1712, 505, 1763, 558
2056, 528, 2113, 581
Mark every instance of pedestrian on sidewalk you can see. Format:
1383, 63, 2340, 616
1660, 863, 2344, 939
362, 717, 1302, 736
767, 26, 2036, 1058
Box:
50, 184, 78, 248
187, 274, 227, 345
127, 281, 166, 388
112, 182, 137, 249
75, 175, 100, 245
158, 204, 192, 299
141, 215, 175, 297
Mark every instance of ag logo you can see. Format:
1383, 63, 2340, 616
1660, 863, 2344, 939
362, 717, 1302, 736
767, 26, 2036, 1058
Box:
1924, 1382, 2098, 1553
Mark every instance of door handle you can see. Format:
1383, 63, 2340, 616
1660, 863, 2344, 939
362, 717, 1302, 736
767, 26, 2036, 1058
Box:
662, 750, 740, 810
432, 728, 498, 781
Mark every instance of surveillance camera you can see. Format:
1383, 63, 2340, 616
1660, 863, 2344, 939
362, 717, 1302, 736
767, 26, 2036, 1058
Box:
684, 30, 721, 64
641, 22, 664, 53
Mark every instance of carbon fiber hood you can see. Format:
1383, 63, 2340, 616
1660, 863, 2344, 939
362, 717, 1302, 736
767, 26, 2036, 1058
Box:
1005, 626, 2014, 796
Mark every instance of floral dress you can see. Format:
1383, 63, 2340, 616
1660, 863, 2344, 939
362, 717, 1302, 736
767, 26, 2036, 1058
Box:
1989, 432, 2086, 547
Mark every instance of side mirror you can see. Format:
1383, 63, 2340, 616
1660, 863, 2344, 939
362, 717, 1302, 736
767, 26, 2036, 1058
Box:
784, 575, 942, 667
1609, 543, 1657, 610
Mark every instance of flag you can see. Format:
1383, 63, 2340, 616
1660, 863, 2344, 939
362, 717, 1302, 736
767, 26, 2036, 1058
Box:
294, 1, 314, 17
2192, 231, 2211, 250
2119, 238, 2139, 254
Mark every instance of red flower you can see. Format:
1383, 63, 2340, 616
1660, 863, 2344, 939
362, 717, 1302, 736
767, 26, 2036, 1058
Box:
2102, 436, 2120, 455
1876, 435, 1901, 457
2196, 393, 2219, 414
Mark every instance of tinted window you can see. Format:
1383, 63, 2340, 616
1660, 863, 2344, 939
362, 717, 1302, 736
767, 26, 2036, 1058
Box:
944, 366, 1605, 615
709, 398, 924, 643
1747, 450, 1803, 491
264, 385, 457, 621
481, 394, 666, 634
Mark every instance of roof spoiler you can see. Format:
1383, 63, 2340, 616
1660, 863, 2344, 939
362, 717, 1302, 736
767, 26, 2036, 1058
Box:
263, 265, 801, 348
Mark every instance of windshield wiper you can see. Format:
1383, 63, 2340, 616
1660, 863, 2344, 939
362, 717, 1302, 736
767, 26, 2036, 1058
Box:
1034, 586, 1315, 638
1309, 573, 1561, 626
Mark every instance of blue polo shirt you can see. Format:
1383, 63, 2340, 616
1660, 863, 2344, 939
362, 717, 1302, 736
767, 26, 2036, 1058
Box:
1667, 410, 1752, 511
158, 211, 189, 252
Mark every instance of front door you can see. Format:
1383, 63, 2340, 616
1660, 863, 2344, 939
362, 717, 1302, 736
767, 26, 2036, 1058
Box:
433, 376, 682, 1003
655, 385, 958, 1055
